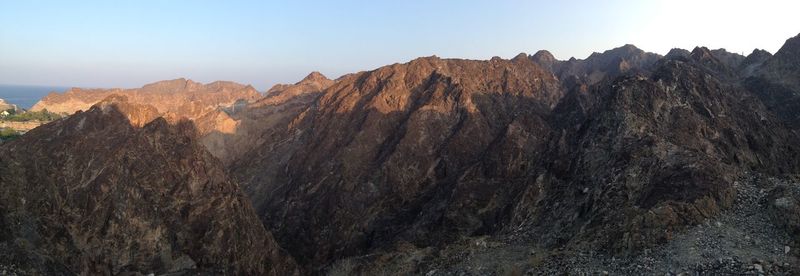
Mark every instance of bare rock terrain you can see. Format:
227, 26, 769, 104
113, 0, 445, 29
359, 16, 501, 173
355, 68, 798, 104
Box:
0, 97, 297, 275
3, 33, 800, 275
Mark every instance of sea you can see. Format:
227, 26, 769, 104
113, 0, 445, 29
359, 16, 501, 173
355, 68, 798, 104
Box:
0, 84, 70, 110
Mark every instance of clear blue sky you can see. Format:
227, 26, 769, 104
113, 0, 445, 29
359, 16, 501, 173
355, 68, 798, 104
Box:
1, 0, 798, 90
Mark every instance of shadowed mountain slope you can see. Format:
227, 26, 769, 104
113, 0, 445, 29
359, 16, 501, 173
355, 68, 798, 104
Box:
0, 97, 297, 275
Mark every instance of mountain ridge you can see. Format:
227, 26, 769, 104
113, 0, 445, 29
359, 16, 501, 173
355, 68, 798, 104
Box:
3, 34, 800, 274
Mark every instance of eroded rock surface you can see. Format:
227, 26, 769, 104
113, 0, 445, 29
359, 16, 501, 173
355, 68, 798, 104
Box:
224, 44, 800, 272
0, 97, 297, 275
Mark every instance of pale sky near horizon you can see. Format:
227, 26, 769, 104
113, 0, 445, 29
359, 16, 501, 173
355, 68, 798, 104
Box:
1, 0, 798, 90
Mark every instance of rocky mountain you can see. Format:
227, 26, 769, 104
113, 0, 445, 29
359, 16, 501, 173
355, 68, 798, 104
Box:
739, 49, 772, 76
521, 57, 800, 253
533, 44, 662, 85
171, 36, 800, 274
745, 33, 800, 128
0, 96, 297, 275
30, 79, 261, 119
215, 42, 800, 272
4, 34, 800, 275
229, 56, 565, 268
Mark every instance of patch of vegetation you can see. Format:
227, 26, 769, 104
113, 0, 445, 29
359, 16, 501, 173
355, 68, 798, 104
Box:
1, 109, 63, 122
0, 127, 21, 141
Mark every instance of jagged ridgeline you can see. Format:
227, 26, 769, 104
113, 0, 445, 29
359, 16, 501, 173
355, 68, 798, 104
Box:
2, 34, 800, 275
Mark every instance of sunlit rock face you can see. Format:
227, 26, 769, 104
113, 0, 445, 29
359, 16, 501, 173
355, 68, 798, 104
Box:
31, 78, 261, 120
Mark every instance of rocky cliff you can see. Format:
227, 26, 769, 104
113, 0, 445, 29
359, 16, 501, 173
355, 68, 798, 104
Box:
0, 97, 297, 275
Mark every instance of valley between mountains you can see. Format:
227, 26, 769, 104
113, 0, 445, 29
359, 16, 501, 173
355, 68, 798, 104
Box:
2, 34, 800, 275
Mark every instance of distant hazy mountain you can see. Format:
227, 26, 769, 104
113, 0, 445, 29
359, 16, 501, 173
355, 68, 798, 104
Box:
31, 79, 261, 119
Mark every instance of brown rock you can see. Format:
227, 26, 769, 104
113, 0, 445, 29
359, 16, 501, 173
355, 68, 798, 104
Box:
0, 98, 297, 275
227, 47, 800, 272
198, 72, 334, 165
30, 78, 261, 120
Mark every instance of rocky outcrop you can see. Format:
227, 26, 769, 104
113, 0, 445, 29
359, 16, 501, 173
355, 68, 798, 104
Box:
766, 183, 800, 247
665, 48, 691, 59
687, 47, 739, 79
199, 72, 334, 165
267, 72, 335, 100
744, 33, 800, 128
30, 79, 261, 119
739, 49, 772, 76
532, 44, 662, 85
513, 58, 800, 253
530, 50, 560, 72
709, 48, 745, 69
0, 97, 297, 275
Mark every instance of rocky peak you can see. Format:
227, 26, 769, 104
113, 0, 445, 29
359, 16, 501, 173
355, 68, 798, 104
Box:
533, 50, 555, 59
760, 33, 800, 77
590, 44, 648, 61
511, 52, 529, 62
744, 33, 800, 129
141, 78, 202, 92
531, 50, 561, 73
710, 48, 746, 68
690, 46, 716, 61
739, 48, 772, 76
619, 44, 643, 54
300, 71, 330, 83
532, 50, 556, 63
264, 71, 336, 103
774, 33, 800, 59
665, 48, 691, 59
688, 46, 737, 78
746, 48, 773, 61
